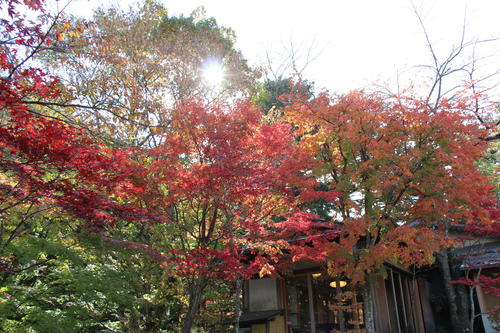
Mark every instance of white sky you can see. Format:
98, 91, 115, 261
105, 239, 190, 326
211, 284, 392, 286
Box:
68, 0, 500, 94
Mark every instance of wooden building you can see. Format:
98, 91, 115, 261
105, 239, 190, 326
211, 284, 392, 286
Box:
238, 226, 500, 333
239, 262, 433, 333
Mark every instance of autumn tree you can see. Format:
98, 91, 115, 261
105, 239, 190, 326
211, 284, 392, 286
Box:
254, 39, 323, 118
41, 0, 257, 147
126, 98, 337, 332
284, 88, 496, 332
253, 77, 314, 117
0, 0, 158, 242
443, 141, 500, 333
0, 2, 266, 330
0, 2, 174, 330
379, 6, 500, 331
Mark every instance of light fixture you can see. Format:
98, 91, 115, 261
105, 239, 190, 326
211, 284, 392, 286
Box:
312, 273, 322, 278
329, 280, 347, 288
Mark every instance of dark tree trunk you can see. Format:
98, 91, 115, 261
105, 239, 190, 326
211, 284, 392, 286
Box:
469, 283, 476, 333
182, 275, 206, 333
234, 274, 243, 333
363, 275, 376, 333
452, 266, 471, 322
457, 282, 471, 323
436, 247, 467, 333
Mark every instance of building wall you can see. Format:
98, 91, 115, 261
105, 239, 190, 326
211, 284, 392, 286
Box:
250, 316, 285, 333
245, 267, 428, 333
250, 324, 265, 333
477, 282, 500, 333
269, 315, 285, 333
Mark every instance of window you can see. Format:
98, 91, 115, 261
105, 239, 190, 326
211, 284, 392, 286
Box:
248, 278, 280, 312
285, 272, 364, 333
384, 268, 417, 333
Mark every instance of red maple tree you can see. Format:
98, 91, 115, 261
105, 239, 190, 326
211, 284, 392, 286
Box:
0, 0, 160, 273
130, 98, 338, 332
283, 86, 496, 332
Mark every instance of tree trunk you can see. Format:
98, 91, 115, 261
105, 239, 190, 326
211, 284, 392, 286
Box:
436, 247, 464, 333
363, 275, 376, 333
234, 274, 243, 333
448, 249, 471, 324
469, 284, 476, 333
457, 283, 471, 327
182, 275, 206, 333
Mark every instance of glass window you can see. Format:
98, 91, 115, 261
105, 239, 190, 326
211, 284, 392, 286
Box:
286, 273, 365, 333
286, 275, 312, 332
385, 268, 417, 333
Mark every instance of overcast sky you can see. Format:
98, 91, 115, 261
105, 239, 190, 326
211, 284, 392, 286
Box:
68, 0, 500, 94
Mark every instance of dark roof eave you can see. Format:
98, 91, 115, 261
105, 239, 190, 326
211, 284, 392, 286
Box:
237, 309, 284, 325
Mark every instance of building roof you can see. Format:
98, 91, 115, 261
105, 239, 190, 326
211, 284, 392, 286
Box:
453, 241, 500, 270
238, 310, 283, 325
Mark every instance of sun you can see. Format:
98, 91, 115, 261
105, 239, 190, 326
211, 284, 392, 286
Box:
202, 59, 225, 88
